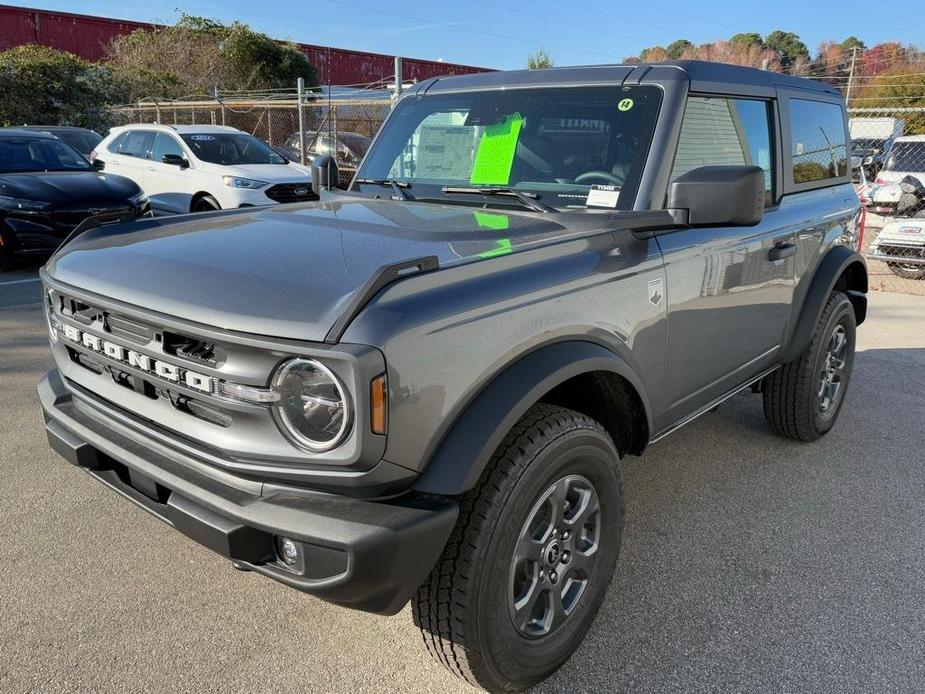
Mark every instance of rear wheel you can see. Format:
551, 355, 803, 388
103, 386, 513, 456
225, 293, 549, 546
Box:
413, 404, 623, 692
886, 262, 925, 280
763, 291, 856, 441
192, 195, 221, 213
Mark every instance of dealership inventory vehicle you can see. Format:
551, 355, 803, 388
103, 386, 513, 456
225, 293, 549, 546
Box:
19, 125, 104, 157
39, 62, 866, 692
0, 128, 148, 271
93, 124, 314, 214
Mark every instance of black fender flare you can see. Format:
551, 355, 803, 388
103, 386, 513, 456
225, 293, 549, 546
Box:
413, 340, 652, 496
780, 246, 867, 363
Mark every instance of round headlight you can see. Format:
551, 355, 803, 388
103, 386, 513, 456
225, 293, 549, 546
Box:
273, 359, 352, 451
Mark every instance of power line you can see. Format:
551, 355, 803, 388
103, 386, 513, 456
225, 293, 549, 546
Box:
323, 0, 618, 61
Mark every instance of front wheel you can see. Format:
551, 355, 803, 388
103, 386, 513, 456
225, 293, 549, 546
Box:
192, 195, 221, 213
413, 404, 623, 692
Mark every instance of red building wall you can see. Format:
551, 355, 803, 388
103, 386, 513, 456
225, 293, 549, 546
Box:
0, 4, 488, 84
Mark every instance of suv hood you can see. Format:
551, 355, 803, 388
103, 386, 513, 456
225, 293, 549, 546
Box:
46, 196, 599, 342
199, 162, 311, 181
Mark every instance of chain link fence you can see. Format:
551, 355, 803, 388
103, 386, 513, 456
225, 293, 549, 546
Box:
109, 89, 392, 188
850, 107, 925, 295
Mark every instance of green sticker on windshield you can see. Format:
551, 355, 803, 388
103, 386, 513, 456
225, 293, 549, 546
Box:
618, 98, 634, 112
470, 113, 523, 185
473, 211, 510, 231
478, 238, 513, 258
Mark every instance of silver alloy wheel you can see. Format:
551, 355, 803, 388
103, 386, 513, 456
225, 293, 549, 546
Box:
508, 474, 601, 638
817, 324, 848, 414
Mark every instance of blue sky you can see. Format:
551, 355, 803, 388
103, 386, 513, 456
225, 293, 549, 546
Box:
13, 0, 920, 69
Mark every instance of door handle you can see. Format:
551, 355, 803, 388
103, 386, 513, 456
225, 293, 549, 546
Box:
768, 241, 797, 261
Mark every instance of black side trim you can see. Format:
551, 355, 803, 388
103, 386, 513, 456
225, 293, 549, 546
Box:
414, 341, 651, 496
780, 246, 867, 362
324, 255, 439, 344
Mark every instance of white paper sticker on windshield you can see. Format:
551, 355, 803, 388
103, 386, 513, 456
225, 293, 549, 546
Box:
190, 135, 216, 141
586, 185, 620, 208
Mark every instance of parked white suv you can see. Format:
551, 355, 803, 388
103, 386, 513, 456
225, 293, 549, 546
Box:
93, 124, 314, 214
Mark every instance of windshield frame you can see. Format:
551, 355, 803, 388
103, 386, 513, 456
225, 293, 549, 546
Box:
352, 84, 664, 212
180, 132, 289, 166
0, 135, 95, 174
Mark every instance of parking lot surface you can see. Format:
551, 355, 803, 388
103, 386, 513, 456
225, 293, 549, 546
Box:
2, 264, 923, 694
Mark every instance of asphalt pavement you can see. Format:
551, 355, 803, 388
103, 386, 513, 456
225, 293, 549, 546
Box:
1, 263, 923, 694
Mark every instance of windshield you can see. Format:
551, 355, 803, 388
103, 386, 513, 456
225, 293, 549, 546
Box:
0, 136, 93, 173
56, 130, 103, 155
884, 142, 925, 172
180, 133, 287, 165
355, 85, 662, 210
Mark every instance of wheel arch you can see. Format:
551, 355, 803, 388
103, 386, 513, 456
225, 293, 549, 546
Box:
190, 191, 219, 212
781, 246, 867, 363
413, 341, 652, 496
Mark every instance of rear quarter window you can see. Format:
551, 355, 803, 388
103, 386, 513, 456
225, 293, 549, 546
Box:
789, 99, 848, 184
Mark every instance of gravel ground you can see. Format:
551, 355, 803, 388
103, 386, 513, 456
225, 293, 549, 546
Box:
1, 265, 923, 694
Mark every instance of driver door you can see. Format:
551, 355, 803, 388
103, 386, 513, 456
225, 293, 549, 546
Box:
656, 95, 798, 427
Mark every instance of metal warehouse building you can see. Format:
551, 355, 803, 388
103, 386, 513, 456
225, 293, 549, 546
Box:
0, 4, 489, 84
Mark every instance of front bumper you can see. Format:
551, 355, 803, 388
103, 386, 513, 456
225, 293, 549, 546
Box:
39, 370, 457, 615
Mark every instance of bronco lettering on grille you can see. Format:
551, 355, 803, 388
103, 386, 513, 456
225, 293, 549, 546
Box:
60, 323, 214, 393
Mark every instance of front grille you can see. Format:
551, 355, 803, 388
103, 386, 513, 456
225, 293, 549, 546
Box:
53, 206, 132, 229
265, 182, 316, 204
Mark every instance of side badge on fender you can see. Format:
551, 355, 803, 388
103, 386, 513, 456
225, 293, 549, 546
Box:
647, 277, 664, 306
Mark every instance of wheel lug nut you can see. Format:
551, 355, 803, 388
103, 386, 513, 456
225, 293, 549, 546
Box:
561, 551, 570, 564
549, 571, 558, 583
562, 530, 570, 540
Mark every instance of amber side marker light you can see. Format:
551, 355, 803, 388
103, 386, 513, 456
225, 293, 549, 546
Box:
371, 373, 388, 435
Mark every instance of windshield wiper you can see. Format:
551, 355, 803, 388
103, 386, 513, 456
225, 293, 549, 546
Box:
354, 177, 414, 201
441, 186, 557, 213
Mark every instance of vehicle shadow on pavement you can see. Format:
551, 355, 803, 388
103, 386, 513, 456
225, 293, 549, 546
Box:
535, 347, 925, 693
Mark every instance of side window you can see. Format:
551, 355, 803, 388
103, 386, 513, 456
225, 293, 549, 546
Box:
107, 132, 127, 154
119, 131, 153, 159
671, 96, 775, 205
151, 133, 184, 162
789, 99, 848, 184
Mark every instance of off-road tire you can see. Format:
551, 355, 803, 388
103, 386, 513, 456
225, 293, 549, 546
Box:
886, 262, 925, 280
192, 195, 221, 213
763, 290, 856, 441
412, 404, 624, 692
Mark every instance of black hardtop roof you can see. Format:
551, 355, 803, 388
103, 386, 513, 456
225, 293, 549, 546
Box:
416, 60, 839, 97
0, 128, 58, 139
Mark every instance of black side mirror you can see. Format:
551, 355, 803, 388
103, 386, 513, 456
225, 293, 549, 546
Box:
667, 165, 765, 227
311, 155, 339, 193
162, 153, 189, 168
92, 159, 105, 171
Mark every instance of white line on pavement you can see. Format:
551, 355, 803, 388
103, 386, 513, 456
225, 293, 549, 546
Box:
0, 277, 41, 286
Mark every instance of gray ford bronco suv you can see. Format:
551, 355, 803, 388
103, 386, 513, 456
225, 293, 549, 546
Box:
39, 61, 867, 691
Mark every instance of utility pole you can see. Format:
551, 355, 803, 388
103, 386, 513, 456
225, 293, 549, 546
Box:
845, 46, 859, 108
297, 77, 307, 166
393, 56, 403, 108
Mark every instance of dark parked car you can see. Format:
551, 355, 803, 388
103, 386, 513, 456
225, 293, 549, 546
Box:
19, 126, 103, 157
281, 130, 371, 165
39, 62, 866, 691
0, 129, 149, 270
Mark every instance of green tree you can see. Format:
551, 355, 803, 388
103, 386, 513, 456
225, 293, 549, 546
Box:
839, 36, 866, 52
106, 14, 317, 99
665, 39, 693, 59
527, 47, 554, 70
0, 44, 126, 129
764, 30, 810, 69
730, 33, 764, 48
